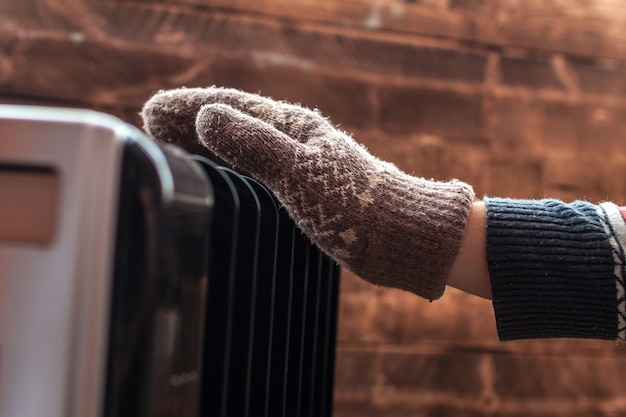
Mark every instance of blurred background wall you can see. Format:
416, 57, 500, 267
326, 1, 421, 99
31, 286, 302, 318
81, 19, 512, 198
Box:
3, 0, 626, 416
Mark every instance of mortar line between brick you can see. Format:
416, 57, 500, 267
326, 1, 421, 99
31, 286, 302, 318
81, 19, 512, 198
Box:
93, 0, 504, 55
207, 52, 626, 107
336, 342, 626, 357
479, 52, 500, 142
479, 353, 498, 415
552, 53, 581, 98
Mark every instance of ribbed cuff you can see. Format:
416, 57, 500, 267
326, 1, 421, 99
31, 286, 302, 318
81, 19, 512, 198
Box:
485, 198, 621, 341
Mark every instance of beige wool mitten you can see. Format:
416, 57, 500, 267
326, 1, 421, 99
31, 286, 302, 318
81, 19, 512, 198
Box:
142, 87, 475, 300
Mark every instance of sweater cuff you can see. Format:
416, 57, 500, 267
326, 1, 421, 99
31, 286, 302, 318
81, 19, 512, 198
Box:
485, 198, 625, 341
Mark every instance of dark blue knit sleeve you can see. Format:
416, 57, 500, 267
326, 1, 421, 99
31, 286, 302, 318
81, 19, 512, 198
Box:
484, 198, 625, 341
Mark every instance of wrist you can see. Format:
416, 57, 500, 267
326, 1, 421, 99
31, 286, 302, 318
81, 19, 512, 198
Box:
447, 201, 491, 299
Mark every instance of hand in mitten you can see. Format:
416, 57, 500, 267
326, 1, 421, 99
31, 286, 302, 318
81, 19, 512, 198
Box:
142, 86, 474, 300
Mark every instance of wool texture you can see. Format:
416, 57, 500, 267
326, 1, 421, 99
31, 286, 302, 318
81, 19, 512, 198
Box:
485, 198, 624, 341
142, 86, 475, 300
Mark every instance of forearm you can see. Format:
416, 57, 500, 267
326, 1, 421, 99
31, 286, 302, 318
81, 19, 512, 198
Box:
447, 201, 492, 300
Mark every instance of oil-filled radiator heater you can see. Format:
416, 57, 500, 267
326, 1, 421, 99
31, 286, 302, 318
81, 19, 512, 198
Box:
0, 105, 340, 417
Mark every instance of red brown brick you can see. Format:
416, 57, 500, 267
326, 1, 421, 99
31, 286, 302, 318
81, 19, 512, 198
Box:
568, 57, 626, 96
1, 37, 196, 107
96, 3, 488, 83
378, 86, 483, 139
484, 156, 544, 199
492, 353, 626, 401
333, 349, 381, 396
542, 151, 626, 202
500, 56, 564, 90
210, 58, 378, 130
358, 43, 486, 83
489, 96, 541, 153
491, 96, 626, 157
378, 350, 484, 398
337, 282, 498, 344
2, 0, 80, 31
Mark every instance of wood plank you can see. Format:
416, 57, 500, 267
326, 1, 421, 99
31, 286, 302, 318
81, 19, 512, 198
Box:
154, 0, 626, 59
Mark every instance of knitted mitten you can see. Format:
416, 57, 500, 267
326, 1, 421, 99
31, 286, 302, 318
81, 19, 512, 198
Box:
142, 86, 475, 300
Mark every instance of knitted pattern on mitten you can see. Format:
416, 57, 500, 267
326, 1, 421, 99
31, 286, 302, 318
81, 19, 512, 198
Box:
142, 87, 475, 300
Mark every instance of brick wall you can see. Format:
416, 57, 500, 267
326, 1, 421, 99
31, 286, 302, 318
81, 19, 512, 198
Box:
3, 1, 626, 416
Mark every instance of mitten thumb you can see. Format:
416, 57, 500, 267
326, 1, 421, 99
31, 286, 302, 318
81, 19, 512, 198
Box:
196, 103, 304, 183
